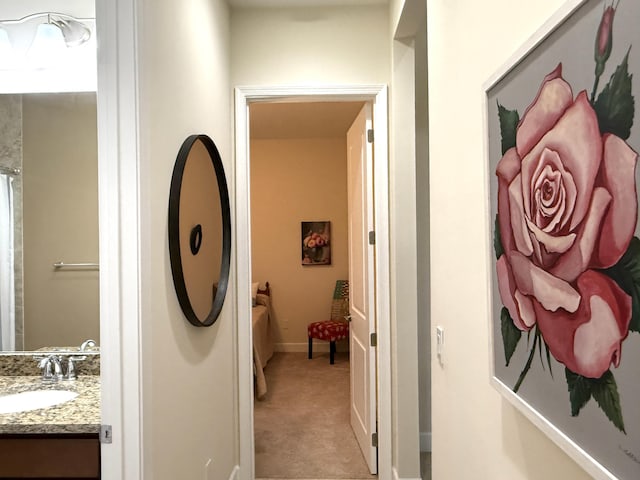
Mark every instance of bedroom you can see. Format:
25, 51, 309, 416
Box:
249, 100, 374, 477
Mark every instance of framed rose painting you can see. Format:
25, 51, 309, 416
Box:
301, 221, 331, 265
485, 1, 640, 478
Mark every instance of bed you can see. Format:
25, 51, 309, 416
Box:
252, 282, 274, 399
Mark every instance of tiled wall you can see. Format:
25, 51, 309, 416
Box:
0, 95, 23, 351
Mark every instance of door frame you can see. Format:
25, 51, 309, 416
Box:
96, 0, 143, 478
234, 84, 391, 480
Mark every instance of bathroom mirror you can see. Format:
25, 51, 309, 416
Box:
0, 92, 99, 352
168, 134, 231, 327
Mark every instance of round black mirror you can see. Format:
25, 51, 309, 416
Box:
168, 134, 231, 327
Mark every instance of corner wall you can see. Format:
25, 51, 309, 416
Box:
136, 0, 236, 478
414, 11, 430, 454
428, 0, 593, 478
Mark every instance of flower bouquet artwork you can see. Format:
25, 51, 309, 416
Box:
302, 221, 331, 265
489, 2, 640, 474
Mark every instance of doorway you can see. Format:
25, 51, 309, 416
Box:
248, 100, 374, 478
234, 85, 391, 480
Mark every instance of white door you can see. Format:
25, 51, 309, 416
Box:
347, 103, 377, 474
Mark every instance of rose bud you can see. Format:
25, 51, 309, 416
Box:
595, 2, 617, 67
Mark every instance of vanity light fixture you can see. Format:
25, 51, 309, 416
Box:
0, 12, 92, 60
0, 12, 96, 90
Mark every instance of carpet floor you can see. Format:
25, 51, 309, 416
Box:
254, 351, 373, 479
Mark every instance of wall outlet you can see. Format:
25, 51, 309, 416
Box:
281, 318, 289, 330
436, 326, 444, 367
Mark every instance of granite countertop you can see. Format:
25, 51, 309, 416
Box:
0, 375, 100, 435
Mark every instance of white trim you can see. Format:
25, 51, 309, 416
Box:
420, 432, 432, 452
492, 377, 616, 480
483, 2, 617, 480
275, 341, 347, 353
234, 87, 255, 480
276, 342, 322, 353
234, 84, 391, 480
96, 0, 142, 478
227, 465, 239, 480
392, 466, 422, 480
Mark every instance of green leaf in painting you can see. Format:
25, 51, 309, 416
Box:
537, 332, 545, 371
565, 368, 592, 417
513, 328, 537, 393
594, 48, 635, 140
544, 340, 553, 379
500, 307, 521, 367
602, 236, 640, 333
497, 103, 519, 155
494, 214, 504, 260
591, 371, 626, 434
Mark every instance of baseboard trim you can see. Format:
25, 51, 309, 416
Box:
227, 465, 239, 480
275, 341, 348, 353
275, 342, 316, 353
420, 431, 432, 452
392, 466, 421, 480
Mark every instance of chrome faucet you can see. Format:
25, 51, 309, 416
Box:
36, 354, 84, 381
80, 339, 97, 351
66, 356, 78, 380
38, 355, 64, 382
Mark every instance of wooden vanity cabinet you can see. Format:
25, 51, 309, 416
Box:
0, 433, 100, 478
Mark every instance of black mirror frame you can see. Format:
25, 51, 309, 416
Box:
168, 134, 231, 327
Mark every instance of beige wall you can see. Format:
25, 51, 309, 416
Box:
428, 0, 592, 479
22, 93, 99, 350
231, 5, 390, 86
250, 138, 349, 348
136, 0, 235, 478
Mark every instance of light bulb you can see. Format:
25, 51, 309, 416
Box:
0, 28, 16, 69
27, 22, 67, 68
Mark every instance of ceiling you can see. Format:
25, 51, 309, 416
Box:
229, 0, 386, 7
250, 101, 365, 139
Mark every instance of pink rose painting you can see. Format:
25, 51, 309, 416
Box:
302, 221, 331, 265
494, 2, 638, 433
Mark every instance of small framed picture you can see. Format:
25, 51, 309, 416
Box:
301, 221, 331, 266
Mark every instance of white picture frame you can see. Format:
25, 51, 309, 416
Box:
484, 1, 640, 479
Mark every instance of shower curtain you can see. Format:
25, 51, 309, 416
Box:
0, 173, 15, 351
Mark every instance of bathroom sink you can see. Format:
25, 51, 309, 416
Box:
0, 390, 78, 414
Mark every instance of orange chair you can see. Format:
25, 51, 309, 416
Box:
307, 280, 349, 364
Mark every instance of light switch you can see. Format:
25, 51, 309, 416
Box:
436, 326, 444, 366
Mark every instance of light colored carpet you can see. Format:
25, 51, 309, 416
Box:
254, 352, 373, 479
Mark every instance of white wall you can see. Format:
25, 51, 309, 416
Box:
230, 5, 424, 477
428, 0, 593, 478
231, 5, 389, 86
136, 0, 235, 478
